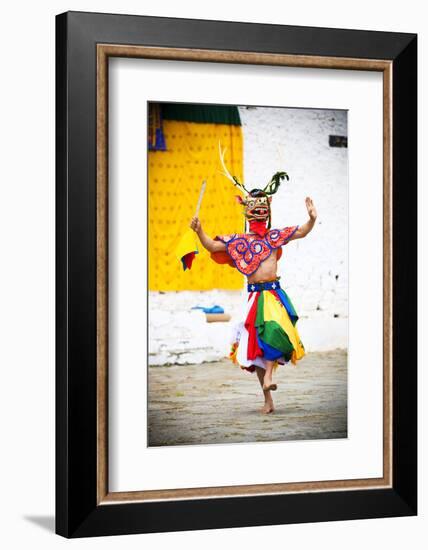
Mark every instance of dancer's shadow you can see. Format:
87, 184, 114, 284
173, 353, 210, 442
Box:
23, 515, 55, 533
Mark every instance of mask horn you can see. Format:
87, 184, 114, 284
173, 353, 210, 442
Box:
263, 171, 289, 196
218, 142, 250, 194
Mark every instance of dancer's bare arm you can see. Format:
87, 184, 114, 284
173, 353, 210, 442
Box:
290, 197, 318, 240
190, 217, 226, 252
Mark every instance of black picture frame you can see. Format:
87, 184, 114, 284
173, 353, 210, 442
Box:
56, 10, 417, 538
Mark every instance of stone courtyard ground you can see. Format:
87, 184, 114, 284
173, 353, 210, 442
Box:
148, 350, 347, 446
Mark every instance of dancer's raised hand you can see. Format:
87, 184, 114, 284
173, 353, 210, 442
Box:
305, 197, 317, 221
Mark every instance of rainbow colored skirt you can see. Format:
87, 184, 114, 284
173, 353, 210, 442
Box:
230, 280, 305, 371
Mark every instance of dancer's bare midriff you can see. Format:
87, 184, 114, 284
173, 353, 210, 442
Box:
247, 249, 279, 284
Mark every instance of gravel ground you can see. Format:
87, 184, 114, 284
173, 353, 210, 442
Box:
148, 350, 347, 447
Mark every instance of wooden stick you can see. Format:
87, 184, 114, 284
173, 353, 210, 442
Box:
194, 180, 207, 217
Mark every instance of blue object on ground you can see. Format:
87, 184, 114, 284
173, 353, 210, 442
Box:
191, 305, 225, 314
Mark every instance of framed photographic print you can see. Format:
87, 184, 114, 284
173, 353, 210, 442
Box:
56, 11, 417, 538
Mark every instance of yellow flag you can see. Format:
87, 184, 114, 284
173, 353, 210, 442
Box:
175, 229, 199, 271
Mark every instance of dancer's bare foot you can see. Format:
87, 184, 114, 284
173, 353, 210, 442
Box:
255, 366, 276, 413
260, 401, 275, 414
263, 372, 277, 391
263, 383, 277, 391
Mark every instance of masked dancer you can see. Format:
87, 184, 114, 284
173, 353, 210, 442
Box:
190, 146, 317, 414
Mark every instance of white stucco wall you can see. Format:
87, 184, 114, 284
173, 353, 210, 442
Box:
149, 107, 348, 365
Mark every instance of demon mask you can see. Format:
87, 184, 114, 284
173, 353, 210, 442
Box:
219, 143, 289, 229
